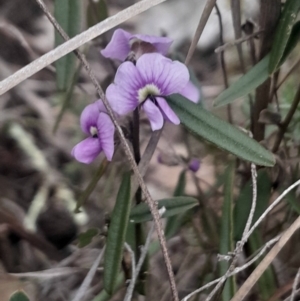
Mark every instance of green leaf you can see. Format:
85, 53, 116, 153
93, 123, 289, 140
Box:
78, 228, 99, 248
214, 55, 269, 108
279, 21, 300, 65
269, 0, 300, 74
87, 0, 108, 28
92, 273, 125, 301
104, 172, 131, 295
168, 94, 275, 167
130, 196, 198, 223
234, 170, 272, 240
214, 21, 300, 108
249, 231, 277, 300
54, 0, 80, 91
165, 171, 187, 239
219, 161, 236, 301
9, 291, 30, 301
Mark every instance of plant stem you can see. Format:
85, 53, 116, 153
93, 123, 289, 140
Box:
34, 1, 179, 300
272, 84, 300, 152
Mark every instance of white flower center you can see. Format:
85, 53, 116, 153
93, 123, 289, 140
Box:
90, 126, 98, 137
138, 84, 161, 103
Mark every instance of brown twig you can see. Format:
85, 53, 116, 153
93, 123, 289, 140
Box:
252, 0, 281, 141
214, 3, 233, 124
185, 0, 217, 65
230, 215, 300, 301
230, 0, 245, 73
214, 30, 263, 54
34, 1, 179, 300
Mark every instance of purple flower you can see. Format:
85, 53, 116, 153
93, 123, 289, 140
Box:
72, 101, 115, 164
188, 158, 200, 173
101, 28, 173, 62
106, 53, 198, 131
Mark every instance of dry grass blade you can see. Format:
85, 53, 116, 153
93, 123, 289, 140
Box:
0, 0, 167, 95
185, 0, 216, 65
230, 215, 300, 301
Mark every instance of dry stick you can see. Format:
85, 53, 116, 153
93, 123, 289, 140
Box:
214, 3, 232, 124
244, 178, 300, 243
184, 179, 300, 301
291, 267, 300, 301
181, 236, 279, 301
185, 0, 216, 65
214, 30, 264, 53
230, 0, 245, 72
204, 161, 257, 301
124, 222, 156, 301
32, 1, 179, 300
230, 215, 300, 301
272, 84, 300, 152
0, 0, 167, 95
73, 246, 106, 301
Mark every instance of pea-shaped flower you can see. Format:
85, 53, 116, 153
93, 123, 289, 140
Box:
106, 53, 197, 131
72, 101, 115, 164
101, 28, 172, 62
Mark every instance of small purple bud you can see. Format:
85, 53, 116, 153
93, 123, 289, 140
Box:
188, 158, 200, 173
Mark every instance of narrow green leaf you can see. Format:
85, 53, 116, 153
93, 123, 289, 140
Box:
130, 196, 198, 223
9, 291, 30, 301
214, 55, 269, 108
78, 228, 99, 248
54, 0, 80, 91
165, 171, 187, 239
168, 94, 275, 167
234, 170, 272, 240
104, 172, 131, 295
269, 0, 300, 74
249, 231, 277, 300
219, 161, 236, 301
92, 273, 125, 301
279, 21, 300, 65
214, 20, 300, 108
87, 0, 108, 28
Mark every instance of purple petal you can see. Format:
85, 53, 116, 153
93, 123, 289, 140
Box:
132, 34, 173, 55
100, 29, 132, 61
142, 99, 164, 131
136, 53, 189, 95
188, 158, 200, 172
156, 97, 180, 125
71, 137, 101, 164
97, 113, 115, 161
180, 81, 200, 103
106, 84, 138, 115
80, 102, 101, 134
106, 61, 141, 115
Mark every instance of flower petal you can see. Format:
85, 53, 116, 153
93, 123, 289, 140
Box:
100, 29, 132, 61
71, 137, 101, 164
106, 61, 142, 115
80, 102, 101, 134
106, 83, 138, 115
136, 53, 189, 96
142, 99, 164, 131
132, 34, 173, 55
180, 81, 200, 103
97, 113, 115, 161
156, 97, 180, 125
